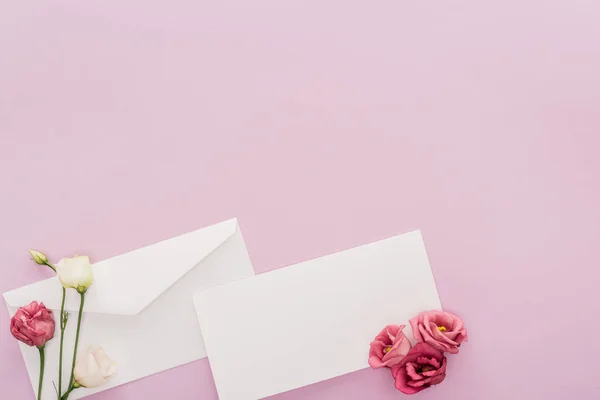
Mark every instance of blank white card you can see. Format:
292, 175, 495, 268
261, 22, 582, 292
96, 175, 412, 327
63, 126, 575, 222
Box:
194, 230, 441, 400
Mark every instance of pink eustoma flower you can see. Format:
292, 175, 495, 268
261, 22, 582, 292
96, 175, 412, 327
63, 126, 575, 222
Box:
410, 310, 467, 354
10, 301, 55, 347
391, 342, 447, 394
368, 324, 412, 369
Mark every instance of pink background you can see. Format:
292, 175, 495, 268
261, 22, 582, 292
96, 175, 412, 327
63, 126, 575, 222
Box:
1, 1, 599, 399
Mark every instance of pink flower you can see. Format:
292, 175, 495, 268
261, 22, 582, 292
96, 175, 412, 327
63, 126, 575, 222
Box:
391, 342, 447, 395
10, 301, 55, 347
409, 310, 467, 354
368, 324, 412, 369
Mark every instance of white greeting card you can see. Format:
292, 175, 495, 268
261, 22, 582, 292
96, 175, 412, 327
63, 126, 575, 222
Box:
194, 230, 441, 400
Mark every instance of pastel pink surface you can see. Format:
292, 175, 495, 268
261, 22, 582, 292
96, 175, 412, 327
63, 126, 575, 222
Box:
1, 1, 599, 399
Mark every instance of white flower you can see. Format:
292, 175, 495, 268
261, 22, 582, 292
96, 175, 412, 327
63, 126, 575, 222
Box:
55, 256, 94, 292
73, 345, 117, 388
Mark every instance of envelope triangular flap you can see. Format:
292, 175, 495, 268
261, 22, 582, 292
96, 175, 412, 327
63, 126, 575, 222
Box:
3, 218, 239, 315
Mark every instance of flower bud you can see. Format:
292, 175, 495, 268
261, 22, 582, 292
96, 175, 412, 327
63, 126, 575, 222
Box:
29, 250, 48, 265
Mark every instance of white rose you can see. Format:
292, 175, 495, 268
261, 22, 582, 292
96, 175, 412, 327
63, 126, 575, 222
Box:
73, 345, 117, 388
55, 255, 94, 292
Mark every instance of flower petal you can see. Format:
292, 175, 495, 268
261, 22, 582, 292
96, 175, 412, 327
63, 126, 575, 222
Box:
408, 377, 431, 387
394, 368, 424, 395
409, 316, 424, 343
428, 357, 441, 369
405, 363, 423, 381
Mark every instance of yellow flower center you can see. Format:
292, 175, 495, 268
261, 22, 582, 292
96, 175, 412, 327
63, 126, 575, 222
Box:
438, 326, 447, 332
383, 346, 392, 354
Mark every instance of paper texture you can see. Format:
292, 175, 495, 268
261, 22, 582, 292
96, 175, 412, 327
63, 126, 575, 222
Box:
194, 230, 441, 400
4, 218, 254, 399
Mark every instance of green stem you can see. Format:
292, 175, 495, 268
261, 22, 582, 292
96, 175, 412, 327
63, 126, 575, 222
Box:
60, 385, 76, 400
37, 346, 45, 400
58, 287, 66, 398
43, 261, 56, 272
68, 292, 85, 389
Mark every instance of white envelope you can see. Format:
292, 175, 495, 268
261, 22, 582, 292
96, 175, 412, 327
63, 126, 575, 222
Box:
3, 218, 254, 400
194, 230, 441, 400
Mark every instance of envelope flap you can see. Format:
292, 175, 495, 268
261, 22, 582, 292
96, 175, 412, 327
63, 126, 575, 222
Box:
3, 218, 239, 315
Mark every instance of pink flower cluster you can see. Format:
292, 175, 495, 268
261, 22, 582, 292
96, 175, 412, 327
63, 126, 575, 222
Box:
369, 310, 467, 395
